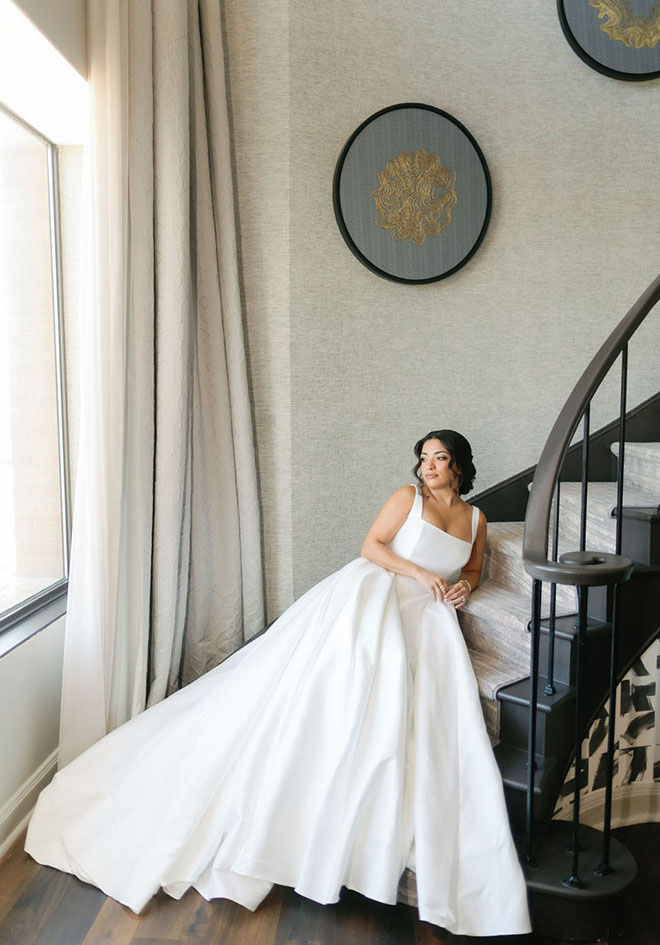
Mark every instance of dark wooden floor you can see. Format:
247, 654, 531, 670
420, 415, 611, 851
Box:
0, 824, 657, 945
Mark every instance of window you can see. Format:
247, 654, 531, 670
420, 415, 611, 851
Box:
0, 103, 71, 631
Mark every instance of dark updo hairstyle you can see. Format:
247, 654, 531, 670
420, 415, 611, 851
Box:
412, 429, 476, 496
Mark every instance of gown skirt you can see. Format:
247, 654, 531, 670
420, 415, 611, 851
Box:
25, 487, 533, 936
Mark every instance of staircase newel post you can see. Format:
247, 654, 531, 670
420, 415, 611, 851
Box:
525, 578, 543, 865
595, 583, 619, 876
563, 583, 588, 889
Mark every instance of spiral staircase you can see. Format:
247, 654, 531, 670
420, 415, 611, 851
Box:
396, 273, 660, 941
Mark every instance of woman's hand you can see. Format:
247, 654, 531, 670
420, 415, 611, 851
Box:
443, 579, 471, 609
413, 567, 450, 602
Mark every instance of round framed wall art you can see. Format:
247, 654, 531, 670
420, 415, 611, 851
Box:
558, 0, 660, 80
333, 103, 492, 285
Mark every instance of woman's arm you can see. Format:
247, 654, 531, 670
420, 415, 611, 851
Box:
361, 486, 449, 601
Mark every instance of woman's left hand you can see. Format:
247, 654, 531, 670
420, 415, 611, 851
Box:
443, 580, 470, 609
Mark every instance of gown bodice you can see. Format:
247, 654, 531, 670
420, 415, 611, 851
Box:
389, 485, 478, 581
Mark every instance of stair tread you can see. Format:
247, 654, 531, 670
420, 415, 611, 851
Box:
469, 649, 528, 702
539, 611, 610, 637
465, 578, 536, 625
549, 479, 658, 510
522, 822, 638, 899
464, 579, 576, 632
498, 673, 572, 711
611, 441, 660, 460
526, 481, 658, 556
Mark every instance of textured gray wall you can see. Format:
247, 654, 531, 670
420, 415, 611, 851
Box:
222, 0, 292, 620
225, 0, 660, 617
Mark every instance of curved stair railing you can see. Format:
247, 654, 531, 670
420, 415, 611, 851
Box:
521, 273, 660, 921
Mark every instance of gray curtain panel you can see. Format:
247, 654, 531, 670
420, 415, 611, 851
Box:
58, 0, 264, 767
148, 0, 265, 703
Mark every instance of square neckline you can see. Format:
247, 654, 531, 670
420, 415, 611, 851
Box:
419, 516, 473, 545
414, 484, 475, 545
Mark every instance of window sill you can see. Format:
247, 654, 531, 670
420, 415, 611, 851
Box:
0, 587, 67, 659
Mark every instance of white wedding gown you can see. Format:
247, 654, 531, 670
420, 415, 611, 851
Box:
25, 485, 532, 936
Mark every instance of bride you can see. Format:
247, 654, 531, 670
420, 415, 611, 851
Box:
25, 429, 533, 936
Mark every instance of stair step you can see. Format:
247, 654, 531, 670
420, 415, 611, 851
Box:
498, 674, 572, 713
611, 441, 660, 493
538, 611, 610, 640
484, 522, 576, 611
539, 481, 659, 555
522, 821, 638, 941
459, 580, 531, 680
498, 673, 576, 758
493, 741, 558, 796
469, 648, 528, 739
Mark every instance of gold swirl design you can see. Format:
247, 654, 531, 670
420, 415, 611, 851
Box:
589, 0, 660, 48
370, 147, 457, 246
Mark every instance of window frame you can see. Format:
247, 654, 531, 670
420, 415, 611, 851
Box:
0, 101, 72, 651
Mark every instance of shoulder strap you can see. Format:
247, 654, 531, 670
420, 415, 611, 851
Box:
410, 483, 423, 518
471, 504, 479, 543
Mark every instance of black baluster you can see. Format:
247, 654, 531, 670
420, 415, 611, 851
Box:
595, 584, 618, 876
525, 578, 543, 865
545, 479, 561, 696
615, 344, 628, 557
580, 405, 590, 553
563, 584, 588, 888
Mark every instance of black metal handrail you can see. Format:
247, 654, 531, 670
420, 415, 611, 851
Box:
523, 271, 660, 585
521, 271, 660, 884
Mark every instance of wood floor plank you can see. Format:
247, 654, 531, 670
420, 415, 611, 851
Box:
128, 888, 202, 942
414, 917, 450, 945
173, 897, 219, 945
31, 874, 105, 945
0, 832, 40, 925
366, 896, 417, 945
145, 893, 231, 945
328, 889, 385, 945
204, 887, 282, 945
80, 897, 142, 945
0, 867, 81, 945
274, 886, 331, 945
274, 885, 414, 945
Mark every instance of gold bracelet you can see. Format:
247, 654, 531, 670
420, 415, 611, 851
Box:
459, 578, 472, 593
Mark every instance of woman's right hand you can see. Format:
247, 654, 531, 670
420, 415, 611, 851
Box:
413, 566, 448, 602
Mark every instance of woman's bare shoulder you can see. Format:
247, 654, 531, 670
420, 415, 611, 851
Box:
392, 483, 417, 506
378, 484, 416, 515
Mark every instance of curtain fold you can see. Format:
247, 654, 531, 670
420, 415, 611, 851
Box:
59, 0, 264, 768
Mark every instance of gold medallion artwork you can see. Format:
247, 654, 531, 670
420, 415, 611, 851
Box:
589, 0, 660, 48
370, 147, 458, 246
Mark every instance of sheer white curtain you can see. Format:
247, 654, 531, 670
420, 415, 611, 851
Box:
59, 0, 264, 768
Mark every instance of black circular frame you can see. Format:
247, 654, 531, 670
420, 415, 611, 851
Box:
557, 0, 660, 82
332, 103, 492, 285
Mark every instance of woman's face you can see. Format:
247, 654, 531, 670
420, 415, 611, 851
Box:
419, 438, 458, 490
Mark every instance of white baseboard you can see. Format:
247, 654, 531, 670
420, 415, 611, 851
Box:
554, 782, 660, 829
0, 749, 58, 860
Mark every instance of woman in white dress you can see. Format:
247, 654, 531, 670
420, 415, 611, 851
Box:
25, 429, 533, 936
